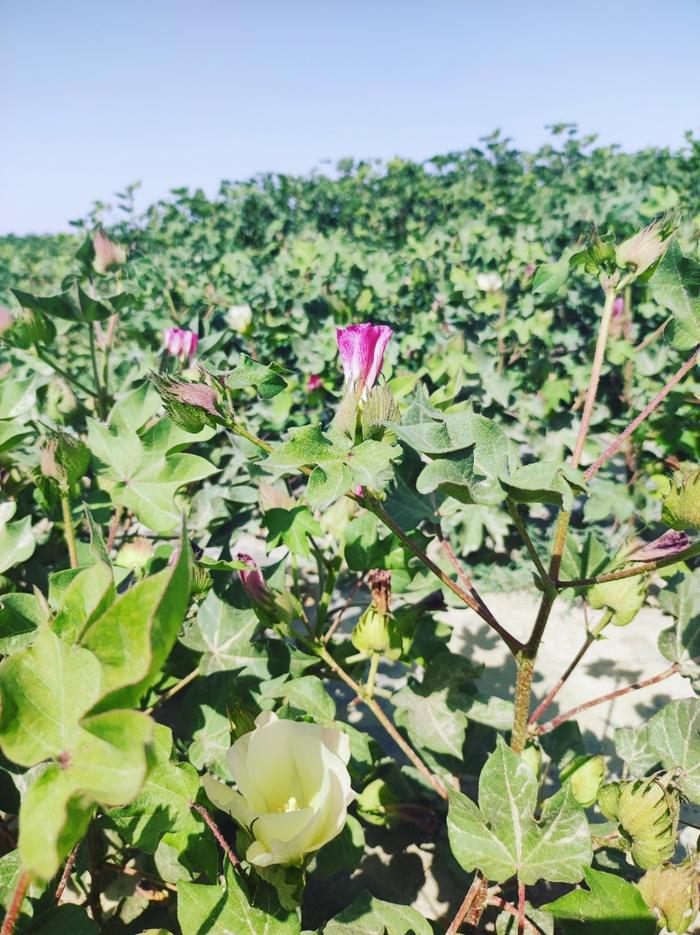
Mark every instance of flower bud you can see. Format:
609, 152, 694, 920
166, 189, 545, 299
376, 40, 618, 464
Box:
560, 754, 605, 807
115, 537, 154, 571
150, 372, 223, 433
163, 327, 199, 362
336, 322, 392, 401
589, 571, 647, 627
191, 563, 213, 598
306, 374, 323, 393
662, 468, 700, 531
521, 743, 541, 779
598, 778, 679, 869
475, 271, 503, 293
236, 553, 300, 630
361, 384, 401, 442
226, 305, 253, 334
616, 217, 675, 278
39, 432, 89, 491
351, 606, 401, 659
356, 777, 398, 826
637, 858, 699, 934
92, 229, 127, 274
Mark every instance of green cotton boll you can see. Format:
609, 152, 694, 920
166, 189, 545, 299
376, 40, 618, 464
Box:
561, 754, 605, 807
588, 572, 647, 626
598, 778, 679, 870
662, 468, 700, 531
351, 607, 402, 660
39, 431, 89, 490
637, 859, 700, 934
521, 743, 542, 779
356, 778, 398, 826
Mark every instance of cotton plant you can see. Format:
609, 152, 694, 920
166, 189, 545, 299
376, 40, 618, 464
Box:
0, 208, 698, 935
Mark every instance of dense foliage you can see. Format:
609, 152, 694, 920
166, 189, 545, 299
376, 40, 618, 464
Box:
0, 127, 699, 934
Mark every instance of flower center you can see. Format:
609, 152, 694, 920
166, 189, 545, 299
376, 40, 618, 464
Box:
274, 795, 300, 814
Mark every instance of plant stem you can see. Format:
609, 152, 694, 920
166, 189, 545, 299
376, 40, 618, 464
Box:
191, 803, 241, 870
323, 573, 365, 643
313, 642, 448, 800
490, 895, 543, 935
528, 610, 612, 725
55, 843, 80, 903
35, 347, 97, 399
446, 874, 490, 934
557, 541, 700, 590
60, 490, 79, 569
511, 655, 535, 754
145, 668, 199, 714
106, 506, 123, 552
1, 871, 29, 935
367, 499, 522, 655
518, 879, 526, 935
584, 344, 699, 483
365, 653, 380, 699
535, 664, 679, 735
505, 499, 550, 585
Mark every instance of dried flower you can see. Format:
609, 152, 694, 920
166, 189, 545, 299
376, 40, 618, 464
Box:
336, 322, 392, 400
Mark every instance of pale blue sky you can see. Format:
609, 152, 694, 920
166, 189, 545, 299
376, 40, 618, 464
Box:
2, 0, 699, 235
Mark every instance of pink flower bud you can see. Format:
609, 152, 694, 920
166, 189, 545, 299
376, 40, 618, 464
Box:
336, 322, 392, 400
237, 553, 270, 604
92, 229, 127, 274
612, 296, 625, 318
306, 374, 323, 392
163, 327, 199, 362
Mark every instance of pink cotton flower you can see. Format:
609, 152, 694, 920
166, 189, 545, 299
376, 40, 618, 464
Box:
612, 296, 625, 318
164, 327, 199, 362
237, 553, 269, 604
336, 322, 392, 399
306, 374, 324, 392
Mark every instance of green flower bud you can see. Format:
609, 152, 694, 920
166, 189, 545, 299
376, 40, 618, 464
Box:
560, 754, 605, 807
589, 572, 647, 627
191, 563, 213, 598
638, 859, 700, 934
598, 778, 679, 870
115, 537, 154, 571
10, 308, 56, 349
356, 778, 398, 826
521, 743, 541, 779
39, 432, 89, 491
662, 468, 700, 531
150, 372, 224, 433
351, 606, 401, 660
361, 384, 401, 442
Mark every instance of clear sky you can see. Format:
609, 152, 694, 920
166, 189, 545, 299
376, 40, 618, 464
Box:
2, 0, 699, 235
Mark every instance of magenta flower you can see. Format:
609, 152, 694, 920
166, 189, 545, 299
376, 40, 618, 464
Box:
336, 322, 392, 399
237, 553, 270, 604
306, 374, 324, 392
164, 327, 199, 362
612, 296, 625, 318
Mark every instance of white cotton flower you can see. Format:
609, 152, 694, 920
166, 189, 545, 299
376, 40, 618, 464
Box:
226, 305, 253, 334
475, 272, 503, 293
203, 711, 354, 867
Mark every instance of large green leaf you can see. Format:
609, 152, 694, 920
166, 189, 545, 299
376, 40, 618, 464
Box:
658, 570, 700, 684
543, 868, 656, 934
0, 593, 45, 655
87, 416, 217, 533
324, 890, 432, 935
0, 503, 35, 575
447, 738, 591, 884
177, 873, 300, 935
80, 537, 192, 709
649, 241, 700, 350
180, 591, 264, 675
646, 698, 700, 802
52, 561, 115, 644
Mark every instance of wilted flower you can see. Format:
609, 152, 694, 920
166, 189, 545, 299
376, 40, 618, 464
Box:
475, 271, 503, 293
226, 305, 253, 334
203, 711, 354, 867
616, 217, 675, 277
638, 859, 700, 934
92, 228, 127, 274
306, 374, 323, 392
163, 327, 199, 362
336, 322, 392, 400
628, 529, 691, 563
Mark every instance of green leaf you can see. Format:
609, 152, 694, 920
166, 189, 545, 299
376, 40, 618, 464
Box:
264, 506, 322, 559
180, 592, 263, 675
177, 874, 300, 935
108, 724, 202, 853
30, 905, 100, 935
52, 562, 115, 644
262, 675, 336, 721
447, 738, 591, 884
88, 417, 217, 533
613, 727, 658, 779
313, 815, 365, 880
307, 463, 352, 510
0, 419, 32, 454
324, 890, 431, 935
0, 593, 45, 654
504, 461, 586, 511
646, 698, 700, 802
226, 355, 289, 399
496, 903, 553, 935
658, 570, 700, 682
649, 240, 700, 350
80, 537, 192, 709
543, 867, 656, 934
532, 255, 571, 295
268, 426, 347, 469
0, 503, 35, 575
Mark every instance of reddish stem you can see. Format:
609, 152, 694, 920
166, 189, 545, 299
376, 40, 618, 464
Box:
490, 895, 543, 935
1, 871, 29, 935
518, 880, 526, 935
55, 843, 79, 903
536, 665, 679, 735
191, 803, 240, 870
584, 345, 699, 482
323, 573, 365, 643
446, 874, 489, 933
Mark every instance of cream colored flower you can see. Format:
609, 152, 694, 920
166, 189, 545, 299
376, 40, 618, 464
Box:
226, 305, 253, 333
615, 218, 674, 276
203, 711, 353, 867
475, 271, 503, 293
